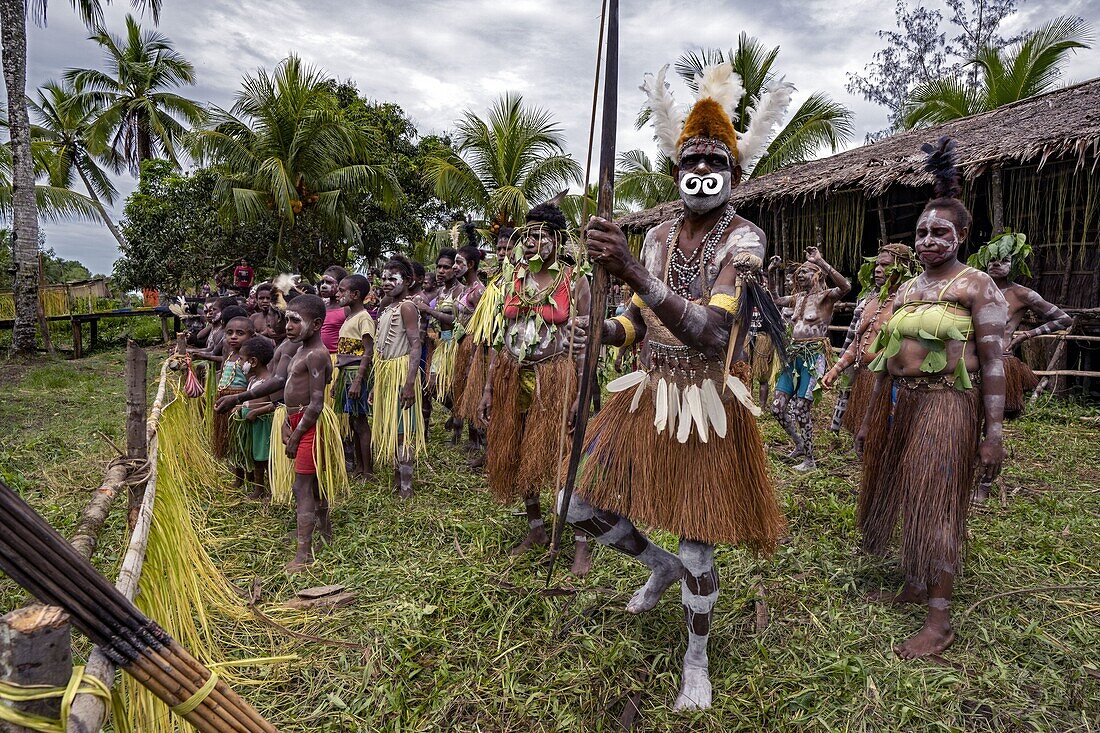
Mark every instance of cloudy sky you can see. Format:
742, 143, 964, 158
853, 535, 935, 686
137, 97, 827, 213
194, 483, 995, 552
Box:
19, 0, 1100, 275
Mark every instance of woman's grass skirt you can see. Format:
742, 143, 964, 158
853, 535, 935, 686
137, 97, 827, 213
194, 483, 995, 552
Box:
371, 354, 426, 465
859, 380, 981, 588
750, 333, 776, 384
454, 344, 489, 425
485, 353, 577, 505
574, 363, 786, 550
212, 387, 245, 460
840, 368, 876, 435
1003, 353, 1038, 418
431, 337, 458, 405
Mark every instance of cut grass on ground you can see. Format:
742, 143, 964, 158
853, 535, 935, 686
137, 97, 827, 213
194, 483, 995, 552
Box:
1, 348, 1098, 732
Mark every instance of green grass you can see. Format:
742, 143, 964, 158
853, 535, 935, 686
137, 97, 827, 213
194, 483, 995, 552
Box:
1, 349, 1098, 732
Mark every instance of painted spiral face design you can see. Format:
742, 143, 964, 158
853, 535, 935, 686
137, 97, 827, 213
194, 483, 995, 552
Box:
679, 172, 725, 196
678, 170, 732, 213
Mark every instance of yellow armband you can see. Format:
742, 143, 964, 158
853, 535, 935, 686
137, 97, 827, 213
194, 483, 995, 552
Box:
708, 292, 740, 316
611, 315, 637, 347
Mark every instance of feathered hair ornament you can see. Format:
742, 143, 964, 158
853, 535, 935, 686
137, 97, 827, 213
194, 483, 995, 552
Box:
921, 136, 961, 199
639, 61, 795, 167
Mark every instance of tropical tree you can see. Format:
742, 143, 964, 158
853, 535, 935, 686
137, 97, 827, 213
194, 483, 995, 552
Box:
29, 79, 126, 247
65, 13, 203, 176
670, 34, 855, 179
901, 16, 1092, 127
901, 16, 1091, 231
189, 55, 401, 273
0, 0, 160, 354
0, 138, 101, 223
614, 149, 678, 211
424, 93, 582, 230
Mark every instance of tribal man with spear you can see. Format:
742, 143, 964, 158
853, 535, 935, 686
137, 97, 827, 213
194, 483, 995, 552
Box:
562, 59, 792, 709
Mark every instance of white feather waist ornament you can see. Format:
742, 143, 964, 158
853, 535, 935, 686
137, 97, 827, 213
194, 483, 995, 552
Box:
607, 366, 761, 443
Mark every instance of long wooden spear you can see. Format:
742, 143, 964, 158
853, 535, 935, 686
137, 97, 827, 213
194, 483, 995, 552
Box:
547, 0, 618, 582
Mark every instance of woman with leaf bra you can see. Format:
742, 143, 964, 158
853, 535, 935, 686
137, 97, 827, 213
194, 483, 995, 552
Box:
856, 137, 1008, 660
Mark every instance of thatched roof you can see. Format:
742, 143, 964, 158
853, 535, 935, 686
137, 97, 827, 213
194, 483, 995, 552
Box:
618, 77, 1100, 231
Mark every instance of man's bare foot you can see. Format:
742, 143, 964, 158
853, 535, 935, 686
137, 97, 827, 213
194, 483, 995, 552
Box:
285, 554, 313, 574
570, 542, 593, 577
625, 557, 683, 614
894, 618, 954, 659
510, 526, 549, 556
793, 457, 817, 472
868, 586, 926, 605
672, 664, 712, 711
468, 453, 484, 470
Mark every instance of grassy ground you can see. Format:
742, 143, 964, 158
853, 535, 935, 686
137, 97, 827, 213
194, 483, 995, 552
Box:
1, 348, 1097, 732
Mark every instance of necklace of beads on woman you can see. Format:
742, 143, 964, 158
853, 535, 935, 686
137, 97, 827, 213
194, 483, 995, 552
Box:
664, 203, 738, 298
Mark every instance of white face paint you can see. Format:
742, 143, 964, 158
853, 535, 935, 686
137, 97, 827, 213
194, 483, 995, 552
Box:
679, 169, 732, 213
915, 208, 961, 267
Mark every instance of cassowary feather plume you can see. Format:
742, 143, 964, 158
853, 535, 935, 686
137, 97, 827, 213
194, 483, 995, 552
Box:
921, 136, 961, 199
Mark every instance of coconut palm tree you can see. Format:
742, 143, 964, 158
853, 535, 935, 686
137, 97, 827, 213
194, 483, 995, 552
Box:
615, 149, 678, 211
901, 16, 1092, 128
65, 13, 202, 177
424, 93, 582, 229
29, 79, 126, 247
189, 54, 401, 270
0, 0, 160, 354
642, 33, 854, 180
0, 140, 101, 223
902, 16, 1091, 230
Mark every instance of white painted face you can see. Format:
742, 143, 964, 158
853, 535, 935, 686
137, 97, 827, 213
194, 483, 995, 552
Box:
381, 269, 406, 298
677, 143, 734, 214
915, 208, 961, 267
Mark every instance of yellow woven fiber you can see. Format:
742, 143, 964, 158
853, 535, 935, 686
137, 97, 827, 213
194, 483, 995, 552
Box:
432, 337, 458, 403
313, 405, 350, 505
371, 355, 425, 464
465, 277, 504, 345
269, 404, 293, 505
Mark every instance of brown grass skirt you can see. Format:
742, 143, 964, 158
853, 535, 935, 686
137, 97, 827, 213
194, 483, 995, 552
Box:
574, 365, 786, 550
455, 345, 490, 425
841, 368, 876, 435
859, 382, 981, 588
750, 334, 775, 383
212, 387, 244, 460
856, 375, 894, 535
1004, 354, 1038, 418
451, 337, 474, 416
485, 353, 577, 504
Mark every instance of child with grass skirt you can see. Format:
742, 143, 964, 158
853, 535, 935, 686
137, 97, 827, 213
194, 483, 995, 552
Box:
333, 274, 376, 479
217, 294, 348, 573
372, 255, 426, 498
210, 310, 253, 468
233, 336, 277, 501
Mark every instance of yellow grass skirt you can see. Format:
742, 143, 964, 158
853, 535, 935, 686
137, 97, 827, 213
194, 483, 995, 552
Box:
372, 354, 426, 464
431, 337, 458, 404
269, 404, 348, 506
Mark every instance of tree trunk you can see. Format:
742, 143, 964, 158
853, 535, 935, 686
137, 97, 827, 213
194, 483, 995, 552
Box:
0, 605, 72, 731
0, 0, 42, 355
76, 163, 127, 248
990, 164, 1004, 235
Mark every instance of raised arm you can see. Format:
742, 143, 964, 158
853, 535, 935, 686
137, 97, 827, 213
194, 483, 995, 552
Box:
1007, 290, 1072, 351
806, 247, 851, 301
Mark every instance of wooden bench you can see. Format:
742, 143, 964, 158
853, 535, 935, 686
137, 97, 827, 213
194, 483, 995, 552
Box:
0, 310, 181, 358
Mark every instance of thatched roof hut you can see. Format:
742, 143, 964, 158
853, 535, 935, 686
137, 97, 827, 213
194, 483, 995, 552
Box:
618, 77, 1100, 310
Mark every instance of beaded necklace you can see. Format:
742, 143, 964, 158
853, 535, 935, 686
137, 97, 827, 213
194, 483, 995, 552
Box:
663, 204, 738, 298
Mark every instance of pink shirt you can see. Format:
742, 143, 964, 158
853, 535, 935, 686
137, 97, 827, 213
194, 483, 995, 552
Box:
321, 306, 347, 354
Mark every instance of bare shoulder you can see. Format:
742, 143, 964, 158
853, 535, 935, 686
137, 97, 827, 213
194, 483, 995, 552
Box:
718, 216, 766, 266
641, 224, 669, 271
960, 268, 1005, 306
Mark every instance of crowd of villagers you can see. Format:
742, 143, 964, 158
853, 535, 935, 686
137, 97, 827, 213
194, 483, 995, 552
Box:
174, 60, 1074, 712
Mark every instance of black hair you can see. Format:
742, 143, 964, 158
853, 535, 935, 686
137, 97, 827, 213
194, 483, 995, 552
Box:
342, 274, 371, 299
436, 247, 457, 265
457, 245, 483, 268
324, 265, 349, 282
225, 315, 255, 333
215, 296, 237, 312
461, 220, 480, 249
384, 254, 416, 281
289, 294, 326, 323
220, 306, 249, 326
525, 202, 568, 235
255, 283, 274, 295
921, 136, 972, 231
497, 226, 516, 243
411, 261, 426, 278
241, 336, 275, 365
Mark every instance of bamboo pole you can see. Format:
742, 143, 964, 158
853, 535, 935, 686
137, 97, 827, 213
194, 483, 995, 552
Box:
125, 341, 148, 528
1029, 322, 1075, 406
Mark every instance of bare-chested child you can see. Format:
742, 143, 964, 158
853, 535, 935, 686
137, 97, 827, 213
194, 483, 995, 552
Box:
235, 336, 276, 501
771, 246, 850, 471
250, 283, 286, 343
217, 294, 332, 572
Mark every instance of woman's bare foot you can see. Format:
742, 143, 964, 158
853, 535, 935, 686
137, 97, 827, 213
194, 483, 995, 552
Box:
570, 541, 593, 577
510, 526, 549, 555
895, 616, 954, 659
626, 556, 684, 614
868, 585, 926, 604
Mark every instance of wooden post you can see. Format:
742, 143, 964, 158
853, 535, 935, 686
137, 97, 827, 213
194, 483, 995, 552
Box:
159, 315, 170, 344
990, 165, 1004, 235
125, 341, 148, 527
0, 605, 71, 731
89, 318, 98, 352
71, 318, 82, 360
876, 196, 889, 245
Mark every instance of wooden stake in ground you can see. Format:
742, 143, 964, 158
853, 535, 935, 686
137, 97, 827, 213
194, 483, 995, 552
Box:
126, 340, 148, 526
0, 604, 71, 731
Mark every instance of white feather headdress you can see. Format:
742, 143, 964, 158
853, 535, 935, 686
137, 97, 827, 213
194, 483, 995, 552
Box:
640, 62, 796, 168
